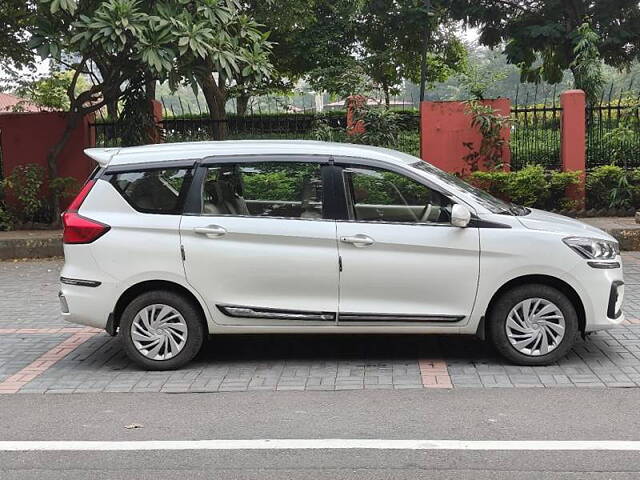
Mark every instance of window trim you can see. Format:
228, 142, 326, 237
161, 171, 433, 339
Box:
183, 156, 336, 220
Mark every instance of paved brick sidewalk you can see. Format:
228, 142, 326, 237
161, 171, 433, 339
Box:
1, 254, 640, 393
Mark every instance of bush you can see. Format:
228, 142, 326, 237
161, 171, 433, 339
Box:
1, 164, 45, 224
586, 165, 640, 209
0, 201, 12, 231
468, 165, 581, 210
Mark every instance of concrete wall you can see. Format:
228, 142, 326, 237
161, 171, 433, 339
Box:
0, 112, 96, 209
420, 98, 511, 175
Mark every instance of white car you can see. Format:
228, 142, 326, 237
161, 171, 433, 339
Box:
59, 141, 624, 370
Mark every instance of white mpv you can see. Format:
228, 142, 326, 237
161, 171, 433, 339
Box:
59, 141, 624, 370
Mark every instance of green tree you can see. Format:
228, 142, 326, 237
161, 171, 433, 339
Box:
453, 0, 640, 100
357, 0, 466, 107
244, 0, 363, 99
15, 70, 90, 111
0, 1, 35, 73
17, 0, 274, 223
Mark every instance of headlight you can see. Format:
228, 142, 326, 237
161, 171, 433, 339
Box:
563, 236, 619, 260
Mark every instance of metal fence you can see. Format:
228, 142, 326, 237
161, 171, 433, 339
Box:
587, 86, 640, 169
510, 87, 562, 170
90, 96, 421, 157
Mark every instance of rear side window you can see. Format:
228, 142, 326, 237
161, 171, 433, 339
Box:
108, 168, 191, 214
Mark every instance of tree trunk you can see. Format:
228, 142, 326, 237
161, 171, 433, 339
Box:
105, 101, 118, 120
384, 86, 390, 109
46, 110, 83, 227
236, 95, 250, 116
198, 73, 227, 140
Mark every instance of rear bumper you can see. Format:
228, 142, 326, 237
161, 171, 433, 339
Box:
59, 280, 116, 330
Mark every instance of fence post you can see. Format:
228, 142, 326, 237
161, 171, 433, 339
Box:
560, 90, 586, 209
346, 95, 366, 136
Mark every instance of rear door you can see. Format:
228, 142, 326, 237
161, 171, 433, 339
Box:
180, 157, 340, 326
334, 160, 480, 324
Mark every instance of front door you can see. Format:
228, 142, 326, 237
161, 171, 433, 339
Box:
180, 158, 339, 325
335, 163, 480, 324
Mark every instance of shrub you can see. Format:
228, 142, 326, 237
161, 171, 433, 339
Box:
351, 108, 401, 147
586, 165, 640, 209
468, 165, 581, 210
0, 196, 12, 231
1, 164, 45, 224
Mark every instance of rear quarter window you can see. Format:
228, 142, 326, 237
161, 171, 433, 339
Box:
107, 168, 192, 214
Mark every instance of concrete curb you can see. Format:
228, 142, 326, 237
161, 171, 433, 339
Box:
0, 231, 63, 260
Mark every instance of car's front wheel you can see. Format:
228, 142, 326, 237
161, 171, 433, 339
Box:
488, 284, 579, 365
120, 290, 205, 370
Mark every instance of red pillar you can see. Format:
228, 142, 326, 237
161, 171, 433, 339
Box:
149, 99, 164, 144
560, 90, 586, 209
420, 99, 510, 174
346, 95, 366, 136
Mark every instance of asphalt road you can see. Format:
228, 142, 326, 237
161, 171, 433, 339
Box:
2, 388, 640, 479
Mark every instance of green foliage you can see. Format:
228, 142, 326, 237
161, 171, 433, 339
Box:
469, 165, 581, 210
352, 108, 401, 147
586, 165, 640, 209
119, 82, 157, 147
14, 71, 89, 112
0, 202, 12, 231
453, 1, 640, 91
570, 23, 605, 105
49, 176, 79, 203
458, 63, 508, 100
0, 0, 35, 72
463, 101, 511, 172
1, 164, 45, 223
357, 0, 466, 103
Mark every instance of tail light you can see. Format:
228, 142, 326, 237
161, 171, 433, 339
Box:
62, 180, 110, 244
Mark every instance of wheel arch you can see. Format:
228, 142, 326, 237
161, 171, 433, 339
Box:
111, 280, 209, 336
482, 274, 586, 337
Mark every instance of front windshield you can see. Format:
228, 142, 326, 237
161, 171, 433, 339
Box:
409, 161, 512, 214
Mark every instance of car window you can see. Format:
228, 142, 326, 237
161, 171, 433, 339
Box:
201, 162, 324, 219
343, 167, 452, 224
109, 168, 191, 214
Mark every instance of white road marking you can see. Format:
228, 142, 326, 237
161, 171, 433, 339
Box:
1, 439, 640, 451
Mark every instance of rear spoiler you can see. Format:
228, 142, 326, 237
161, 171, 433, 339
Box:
84, 147, 120, 167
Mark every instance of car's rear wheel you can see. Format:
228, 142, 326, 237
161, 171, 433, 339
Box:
488, 284, 579, 365
120, 290, 205, 370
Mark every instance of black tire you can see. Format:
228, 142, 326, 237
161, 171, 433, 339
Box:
487, 284, 579, 366
120, 290, 205, 370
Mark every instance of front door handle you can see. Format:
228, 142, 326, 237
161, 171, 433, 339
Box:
340, 234, 375, 247
194, 225, 227, 238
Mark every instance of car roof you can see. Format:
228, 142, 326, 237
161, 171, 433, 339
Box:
84, 140, 419, 168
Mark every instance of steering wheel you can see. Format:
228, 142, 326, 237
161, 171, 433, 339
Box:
419, 204, 432, 222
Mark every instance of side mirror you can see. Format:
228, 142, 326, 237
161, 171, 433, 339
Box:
451, 204, 471, 227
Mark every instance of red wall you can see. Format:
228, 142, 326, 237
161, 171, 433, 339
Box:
420, 99, 511, 174
0, 112, 95, 209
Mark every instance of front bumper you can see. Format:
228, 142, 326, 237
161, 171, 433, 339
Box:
574, 258, 625, 332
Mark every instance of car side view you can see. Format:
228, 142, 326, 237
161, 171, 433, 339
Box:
59, 141, 624, 370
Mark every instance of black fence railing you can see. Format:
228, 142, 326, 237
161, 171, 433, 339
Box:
587, 95, 640, 169
91, 109, 421, 157
510, 103, 562, 171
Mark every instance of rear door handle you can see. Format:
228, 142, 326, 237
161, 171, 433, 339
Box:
340, 234, 375, 247
194, 225, 227, 238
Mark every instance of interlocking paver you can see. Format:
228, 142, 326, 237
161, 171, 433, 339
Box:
3, 254, 640, 392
